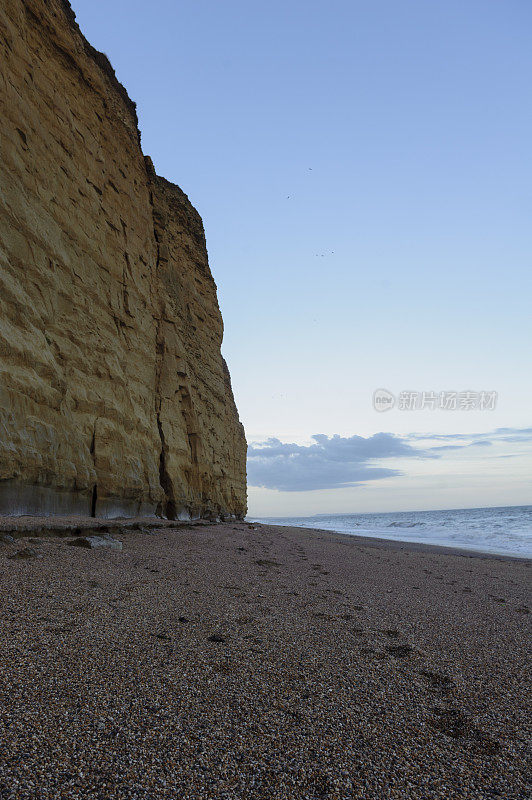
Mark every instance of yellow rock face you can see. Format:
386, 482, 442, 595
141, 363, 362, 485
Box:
0, 0, 247, 518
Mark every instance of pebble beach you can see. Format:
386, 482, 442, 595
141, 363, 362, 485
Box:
0, 520, 530, 799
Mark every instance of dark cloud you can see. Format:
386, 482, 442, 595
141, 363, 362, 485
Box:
247, 433, 433, 492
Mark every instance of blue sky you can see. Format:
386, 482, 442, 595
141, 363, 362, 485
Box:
71, 0, 532, 515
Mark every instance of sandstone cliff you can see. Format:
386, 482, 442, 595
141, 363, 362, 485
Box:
0, 0, 247, 518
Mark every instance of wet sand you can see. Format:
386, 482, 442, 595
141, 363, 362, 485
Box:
0, 520, 530, 799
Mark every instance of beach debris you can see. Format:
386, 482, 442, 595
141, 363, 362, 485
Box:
0, 533, 15, 544
68, 534, 122, 551
178, 616, 189, 623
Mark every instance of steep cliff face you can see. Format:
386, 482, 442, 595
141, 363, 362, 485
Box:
0, 0, 247, 518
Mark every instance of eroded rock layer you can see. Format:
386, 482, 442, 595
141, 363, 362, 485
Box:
0, 0, 247, 518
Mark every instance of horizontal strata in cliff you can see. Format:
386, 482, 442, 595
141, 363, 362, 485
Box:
0, 0, 247, 518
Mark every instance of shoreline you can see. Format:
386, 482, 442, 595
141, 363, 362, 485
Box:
1, 519, 529, 798
254, 521, 532, 562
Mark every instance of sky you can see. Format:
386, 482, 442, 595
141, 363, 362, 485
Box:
71, 0, 532, 516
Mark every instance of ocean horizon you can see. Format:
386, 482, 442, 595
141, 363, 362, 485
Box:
251, 504, 532, 558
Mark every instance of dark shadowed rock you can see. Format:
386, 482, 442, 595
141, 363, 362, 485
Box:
9, 547, 42, 559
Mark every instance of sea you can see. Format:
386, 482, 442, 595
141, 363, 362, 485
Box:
251, 505, 532, 558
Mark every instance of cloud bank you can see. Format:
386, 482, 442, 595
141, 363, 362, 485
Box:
247, 433, 433, 492
247, 427, 532, 492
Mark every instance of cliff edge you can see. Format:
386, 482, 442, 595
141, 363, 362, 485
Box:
0, 0, 247, 518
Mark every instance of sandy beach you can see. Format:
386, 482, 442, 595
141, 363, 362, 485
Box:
0, 520, 530, 799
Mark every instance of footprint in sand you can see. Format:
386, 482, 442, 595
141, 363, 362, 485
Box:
386, 644, 413, 658
420, 669, 455, 695
430, 708, 500, 754
378, 628, 400, 639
